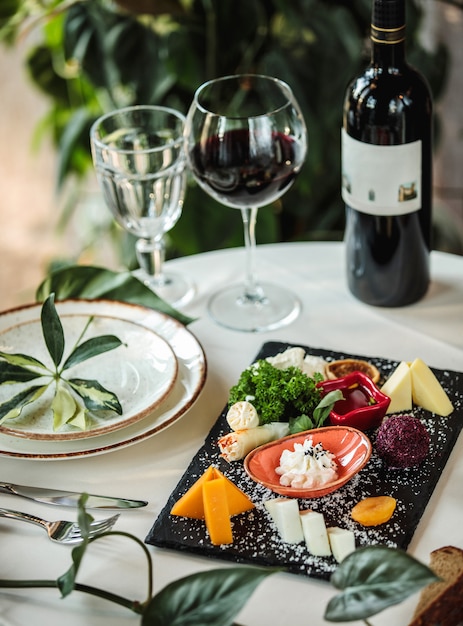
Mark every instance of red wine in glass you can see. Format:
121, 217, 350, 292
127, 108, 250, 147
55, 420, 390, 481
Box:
190, 129, 301, 208
186, 74, 308, 332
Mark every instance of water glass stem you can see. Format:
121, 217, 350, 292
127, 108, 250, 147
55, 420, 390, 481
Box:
135, 236, 168, 286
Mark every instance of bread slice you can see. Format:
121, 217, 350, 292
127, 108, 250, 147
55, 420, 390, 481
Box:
409, 545, 463, 626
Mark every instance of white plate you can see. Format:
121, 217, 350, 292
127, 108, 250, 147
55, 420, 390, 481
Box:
0, 311, 178, 441
0, 300, 206, 459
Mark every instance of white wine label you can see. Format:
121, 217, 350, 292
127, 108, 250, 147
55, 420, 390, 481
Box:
341, 128, 422, 216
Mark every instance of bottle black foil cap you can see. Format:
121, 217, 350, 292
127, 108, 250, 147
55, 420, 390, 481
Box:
371, 0, 405, 43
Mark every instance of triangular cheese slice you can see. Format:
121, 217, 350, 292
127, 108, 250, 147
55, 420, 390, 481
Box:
213, 467, 255, 516
410, 358, 453, 416
381, 361, 412, 414
170, 465, 218, 518
170, 465, 254, 519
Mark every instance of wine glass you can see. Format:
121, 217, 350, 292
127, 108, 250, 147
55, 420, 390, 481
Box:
185, 74, 307, 331
90, 105, 194, 307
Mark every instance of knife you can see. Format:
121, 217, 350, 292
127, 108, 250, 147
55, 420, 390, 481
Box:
0, 482, 148, 510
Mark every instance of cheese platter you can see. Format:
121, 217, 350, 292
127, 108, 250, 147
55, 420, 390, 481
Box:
146, 341, 463, 581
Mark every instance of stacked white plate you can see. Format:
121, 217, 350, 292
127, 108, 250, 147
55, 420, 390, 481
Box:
0, 300, 206, 459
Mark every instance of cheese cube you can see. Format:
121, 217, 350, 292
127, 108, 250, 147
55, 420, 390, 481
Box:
300, 510, 331, 556
327, 527, 356, 563
381, 361, 412, 414
410, 358, 453, 416
264, 498, 304, 544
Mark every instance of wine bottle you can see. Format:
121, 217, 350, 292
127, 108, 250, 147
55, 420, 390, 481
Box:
342, 0, 433, 307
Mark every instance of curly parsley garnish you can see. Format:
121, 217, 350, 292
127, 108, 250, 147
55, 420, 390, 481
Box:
0, 294, 124, 431
228, 359, 338, 430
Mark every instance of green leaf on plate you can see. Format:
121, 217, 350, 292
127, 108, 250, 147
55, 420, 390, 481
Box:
324, 546, 439, 622
0, 385, 48, 423
0, 350, 48, 372
36, 265, 195, 326
61, 335, 125, 371
142, 566, 276, 626
52, 384, 80, 431
67, 403, 88, 430
41, 293, 65, 368
68, 378, 122, 415
0, 359, 47, 385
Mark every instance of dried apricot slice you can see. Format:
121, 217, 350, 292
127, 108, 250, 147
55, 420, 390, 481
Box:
351, 496, 397, 526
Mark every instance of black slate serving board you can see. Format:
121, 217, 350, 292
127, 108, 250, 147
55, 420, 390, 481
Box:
145, 341, 463, 581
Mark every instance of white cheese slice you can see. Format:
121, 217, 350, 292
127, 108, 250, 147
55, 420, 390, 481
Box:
301, 355, 328, 379
300, 510, 331, 556
264, 498, 304, 544
266, 347, 305, 370
327, 527, 356, 563
380, 361, 412, 414
409, 358, 454, 416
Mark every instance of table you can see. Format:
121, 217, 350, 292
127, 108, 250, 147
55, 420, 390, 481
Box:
1, 242, 462, 626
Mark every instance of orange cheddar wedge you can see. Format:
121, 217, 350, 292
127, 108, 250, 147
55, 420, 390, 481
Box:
203, 477, 233, 545
214, 469, 255, 516
170, 466, 217, 518
170, 465, 254, 519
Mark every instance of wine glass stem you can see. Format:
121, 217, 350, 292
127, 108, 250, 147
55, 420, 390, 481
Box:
241, 207, 265, 301
135, 236, 168, 286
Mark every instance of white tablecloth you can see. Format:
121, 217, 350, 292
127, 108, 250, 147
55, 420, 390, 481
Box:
1, 242, 462, 626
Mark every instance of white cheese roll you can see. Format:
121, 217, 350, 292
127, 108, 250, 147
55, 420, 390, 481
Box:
218, 422, 289, 462
226, 401, 260, 431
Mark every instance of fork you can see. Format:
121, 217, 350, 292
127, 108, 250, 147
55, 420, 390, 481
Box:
0, 507, 119, 544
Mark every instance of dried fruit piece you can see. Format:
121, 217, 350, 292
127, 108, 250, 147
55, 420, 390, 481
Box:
351, 495, 397, 526
326, 359, 380, 383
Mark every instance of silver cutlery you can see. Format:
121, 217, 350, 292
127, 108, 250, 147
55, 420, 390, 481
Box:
0, 482, 148, 509
0, 507, 119, 544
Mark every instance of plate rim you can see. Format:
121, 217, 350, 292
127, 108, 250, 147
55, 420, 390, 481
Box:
0, 299, 207, 459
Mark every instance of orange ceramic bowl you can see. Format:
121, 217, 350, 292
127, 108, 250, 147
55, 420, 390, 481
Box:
244, 426, 372, 498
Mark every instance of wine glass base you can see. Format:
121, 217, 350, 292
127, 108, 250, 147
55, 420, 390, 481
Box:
133, 269, 195, 308
208, 282, 301, 332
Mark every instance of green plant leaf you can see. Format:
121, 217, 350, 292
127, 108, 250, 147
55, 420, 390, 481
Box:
52, 384, 79, 431
62, 335, 125, 371
41, 293, 65, 368
288, 413, 314, 434
0, 350, 48, 372
36, 265, 195, 326
325, 546, 439, 622
0, 385, 48, 423
58, 494, 92, 598
68, 378, 122, 414
0, 360, 46, 385
56, 107, 95, 190
142, 566, 275, 626
67, 403, 88, 429
313, 389, 344, 427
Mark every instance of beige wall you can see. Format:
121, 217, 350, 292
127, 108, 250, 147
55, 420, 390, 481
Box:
0, 44, 58, 309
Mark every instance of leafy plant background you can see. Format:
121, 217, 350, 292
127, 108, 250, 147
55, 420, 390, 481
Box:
0, 0, 453, 270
